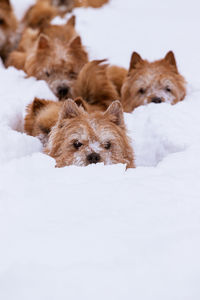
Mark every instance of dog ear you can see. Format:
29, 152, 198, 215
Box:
104, 100, 125, 128
31, 98, 49, 115
66, 15, 76, 27
59, 99, 80, 120
129, 52, 143, 71
69, 36, 82, 49
164, 51, 178, 71
38, 34, 50, 50
74, 97, 88, 111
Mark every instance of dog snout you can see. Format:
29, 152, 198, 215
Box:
151, 97, 162, 104
87, 153, 101, 164
57, 86, 69, 100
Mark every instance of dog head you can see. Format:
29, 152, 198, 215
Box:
45, 99, 134, 168
25, 19, 88, 100
121, 51, 186, 112
0, 0, 18, 60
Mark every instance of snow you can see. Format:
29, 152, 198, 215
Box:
1, 0, 200, 299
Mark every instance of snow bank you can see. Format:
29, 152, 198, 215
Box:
0, 0, 200, 299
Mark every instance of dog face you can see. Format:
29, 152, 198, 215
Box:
45, 99, 134, 168
25, 20, 88, 100
121, 51, 186, 112
51, 0, 74, 12
0, 0, 18, 61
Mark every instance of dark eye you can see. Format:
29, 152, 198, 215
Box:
138, 88, 145, 94
69, 71, 77, 79
104, 141, 111, 150
0, 19, 5, 25
165, 87, 171, 92
45, 71, 50, 77
73, 140, 83, 149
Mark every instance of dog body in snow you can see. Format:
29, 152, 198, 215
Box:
121, 51, 186, 112
0, 0, 18, 62
24, 98, 134, 168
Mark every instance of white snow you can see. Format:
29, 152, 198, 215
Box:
1, 0, 200, 299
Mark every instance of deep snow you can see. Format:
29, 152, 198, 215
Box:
1, 0, 200, 299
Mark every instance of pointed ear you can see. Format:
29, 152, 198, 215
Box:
32, 98, 49, 115
66, 15, 76, 27
69, 36, 82, 49
38, 34, 50, 50
59, 99, 80, 120
129, 52, 143, 71
74, 97, 88, 111
104, 100, 125, 128
164, 51, 178, 71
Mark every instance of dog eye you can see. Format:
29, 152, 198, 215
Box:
165, 87, 171, 92
0, 19, 5, 25
69, 71, 77, 79
73, 141, 83, 149
138, 88, 145, 94
104, 141, 111, 150
45, 71, 50, 77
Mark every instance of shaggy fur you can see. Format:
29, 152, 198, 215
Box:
0, 0, 18, 62
7, 17, 88, 100
75, 0, 109, 8
121, 51, 186, 112
45, 99, 134, 168
24, 98, 134, 168
73, 60, 119, 111
22, 1, 58, 30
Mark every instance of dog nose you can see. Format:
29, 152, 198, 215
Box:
57, 86, 69, 100
151, 97, 162, 104
87, 153, 101, 164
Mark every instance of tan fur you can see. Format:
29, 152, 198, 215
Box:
121, 51, 186, 112
73, 60, 119, 111
107, 65, 127, 95
7, 18, 88, 100
22, 1, 58, 30
24, 98, 134, 168
0, 0, 18, 62
75, 0, 109, 8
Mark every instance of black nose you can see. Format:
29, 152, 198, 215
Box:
151, 97, 162, 104
87, 153, 101, 164
57, 86, 69, 100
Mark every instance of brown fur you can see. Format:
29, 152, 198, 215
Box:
73, 60, 119, 111
22, 0, 58, 30
75, 0, 109, 8
0, 0, 18, 62
107, 65, 127, 96
7, 18, 88, 100
45, 99, 134, 168
24, 98, 134, 168
121, 51, 186, 112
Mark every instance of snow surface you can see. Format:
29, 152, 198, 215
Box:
1, 0, 200, 299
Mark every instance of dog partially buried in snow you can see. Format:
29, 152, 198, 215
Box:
121, 51, 186, 112
24, 98, 134, 168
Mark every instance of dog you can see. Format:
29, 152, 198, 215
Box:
121, 51, 186, 112
24, 98, 134, 168
0, 0, 18, 62
7, 17, 88, 100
